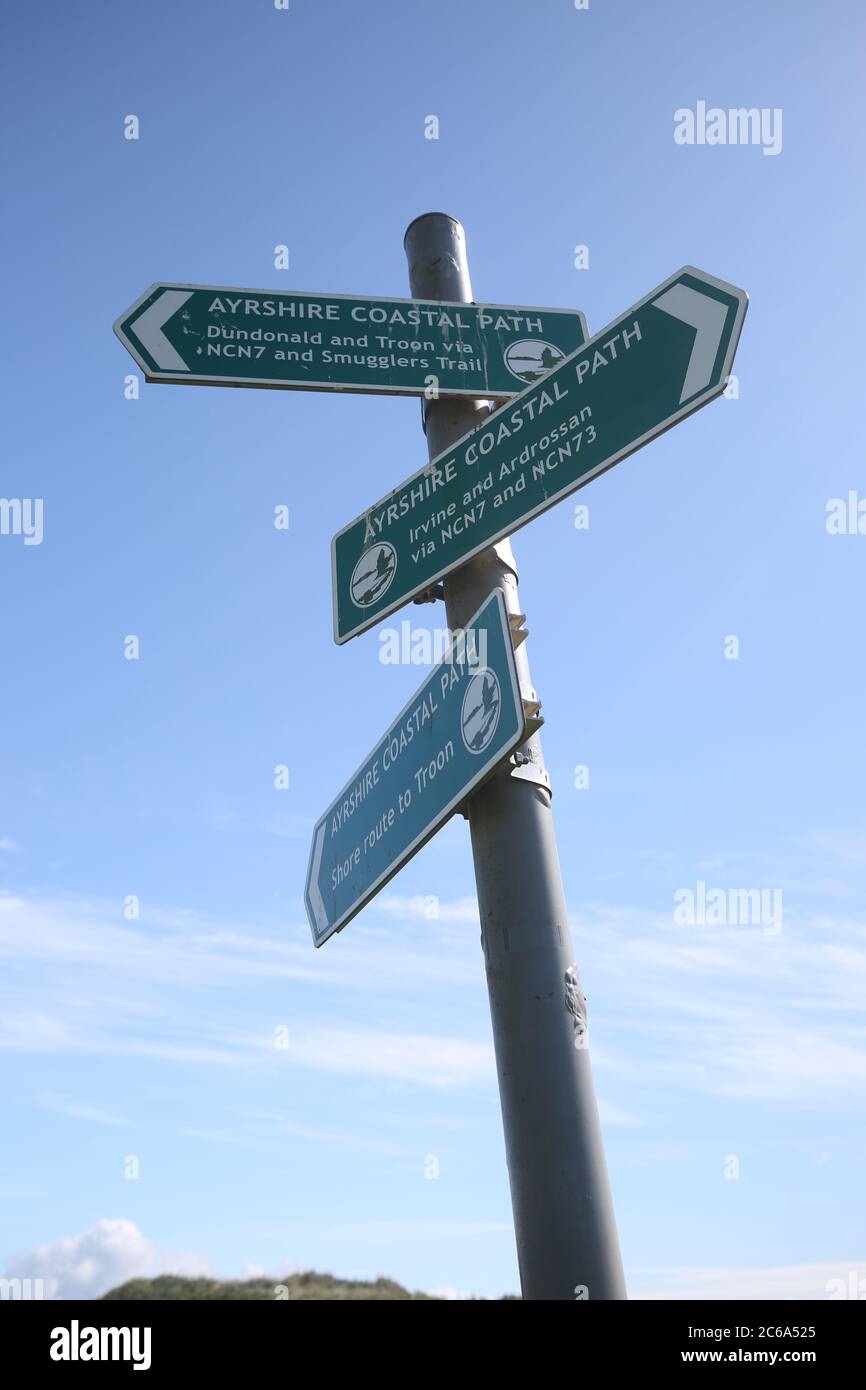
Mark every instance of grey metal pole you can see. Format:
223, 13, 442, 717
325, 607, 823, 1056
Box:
405, 213, 627, 1301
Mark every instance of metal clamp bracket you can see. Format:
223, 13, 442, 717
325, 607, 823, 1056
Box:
510, 741, 551, 796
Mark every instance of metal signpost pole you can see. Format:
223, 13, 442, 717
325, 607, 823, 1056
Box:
405, 213, 627, 1302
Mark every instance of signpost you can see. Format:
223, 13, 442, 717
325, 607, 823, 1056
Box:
113, 284, 587, 399
113, 222, 749, 1300
304, 591, 526, 946
332, 265, 748, 642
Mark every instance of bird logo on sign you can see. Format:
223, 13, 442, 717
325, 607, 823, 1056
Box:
350, 542, 398, 608
503, 339, 566, 384
460, 668, 502, 754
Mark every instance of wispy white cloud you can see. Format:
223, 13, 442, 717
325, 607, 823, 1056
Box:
0, 836, 21, 853
0, 1006, 491, 1088
0, 891, 492, 1088
630, 1260, 866, 1300
276, 1218, 510, 1243
572, 902, 866, 1104
0, 890, 478, 992
175, 1125, 256, 1148
40, 1094, 138, 1129
243, 1110, 411, 1158
3, 882, 866, 1108
278, 1026, 493, 1089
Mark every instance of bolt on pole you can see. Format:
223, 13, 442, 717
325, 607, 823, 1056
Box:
404, 213, 627, 1301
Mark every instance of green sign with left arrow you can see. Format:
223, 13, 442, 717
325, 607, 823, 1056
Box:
113, 284, 587, 399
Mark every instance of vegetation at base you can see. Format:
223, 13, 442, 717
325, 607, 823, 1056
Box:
102, 1271, 439, 1301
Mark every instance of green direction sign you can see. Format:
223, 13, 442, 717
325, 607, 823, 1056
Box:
305, 591, 525, 946
332, 266, 748, 643
113, 284, 588, 399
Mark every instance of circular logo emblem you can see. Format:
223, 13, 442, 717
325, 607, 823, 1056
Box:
461, 667, 502, 754
503, 339, 566, 384
350, 542, 397, 609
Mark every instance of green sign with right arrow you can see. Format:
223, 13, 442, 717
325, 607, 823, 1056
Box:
332, 266, 748, 642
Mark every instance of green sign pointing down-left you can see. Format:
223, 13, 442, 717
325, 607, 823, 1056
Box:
305, 591, 525, 946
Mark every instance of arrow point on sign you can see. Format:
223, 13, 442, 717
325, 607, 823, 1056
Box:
307, 820, 330, 945
127, 289, 194, 372
652, 281, 729, 404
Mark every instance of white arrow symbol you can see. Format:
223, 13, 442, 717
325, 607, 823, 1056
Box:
651, 282, 728, 404
129, 289, 194, 372
307, 821, 330, 942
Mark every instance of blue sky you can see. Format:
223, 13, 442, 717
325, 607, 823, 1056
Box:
1, 0, 865, 1299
